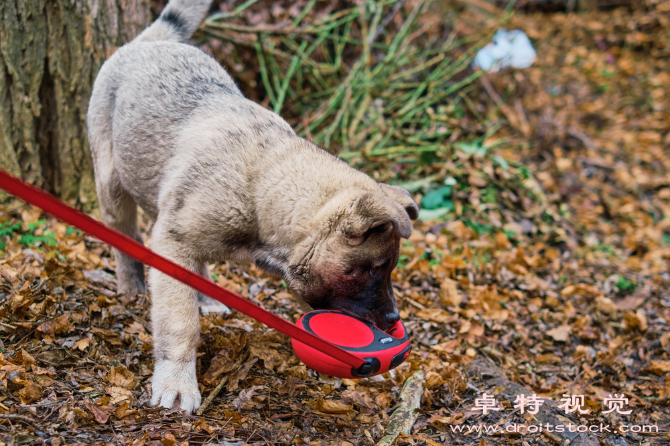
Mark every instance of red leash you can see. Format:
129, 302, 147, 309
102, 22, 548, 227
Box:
0, 170, 365, 369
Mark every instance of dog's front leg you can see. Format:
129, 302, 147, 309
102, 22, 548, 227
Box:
148, 220, 202, 413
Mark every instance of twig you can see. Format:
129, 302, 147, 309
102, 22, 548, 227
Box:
245, 428, 258, 444
0, 413, 38, 427
543, 430, 564, 444
454, 0, 505, 15
376, 369, 425, 446
480, 74, 530, 136
196, 375, 231, 417
196, 351, 249, 416
205, 21, 314, 35
372, 0, 407, 41
544, 109, 597, 151
513, 98, 531, 136
644, 397, 670, 405
563, 126, 597, 151
627, 391, 652, 407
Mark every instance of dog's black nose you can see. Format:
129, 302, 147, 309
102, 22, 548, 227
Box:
385, 312, 400, 325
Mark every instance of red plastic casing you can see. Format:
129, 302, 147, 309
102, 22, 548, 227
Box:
291, 310, 411, 378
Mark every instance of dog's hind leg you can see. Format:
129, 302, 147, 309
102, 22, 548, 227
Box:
198, 265, 231, 315
89, 104, 146, 296
98, 179, 146, 297
95, 167, 146, 296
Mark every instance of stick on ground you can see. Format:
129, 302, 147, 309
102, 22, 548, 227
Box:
376, 369, 425, 446
0, 413, 38, 427
196, 351, 250, 416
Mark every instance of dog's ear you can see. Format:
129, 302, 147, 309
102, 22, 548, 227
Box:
379, 183, 419, 221
340, 192, 414, 245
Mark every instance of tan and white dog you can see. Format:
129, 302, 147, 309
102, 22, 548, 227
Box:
87, 0, 418, 413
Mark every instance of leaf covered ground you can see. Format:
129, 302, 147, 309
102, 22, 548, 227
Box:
1, 1, 670, 445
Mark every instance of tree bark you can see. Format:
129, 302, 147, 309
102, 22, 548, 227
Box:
0, 0, 151, 210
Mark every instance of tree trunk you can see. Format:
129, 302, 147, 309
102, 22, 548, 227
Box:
0, 0, 151, 210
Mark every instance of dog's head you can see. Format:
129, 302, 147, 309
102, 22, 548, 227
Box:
285, 184, 419, 331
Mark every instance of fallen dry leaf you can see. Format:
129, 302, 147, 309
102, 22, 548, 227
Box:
647, 360, 670, 376
416, 308, 451, 323
18, 381, 43, 404
86, 403, 112, 424
546, 325, 571, 342
232, 385, 265, 410
314, 398, 354, 415
106, 386, 133, 405
1, 2, 669, 444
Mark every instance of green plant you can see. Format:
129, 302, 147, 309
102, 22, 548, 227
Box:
0, 221, 21, 250
0, 219, 57, 251
421, 185, 454, 210
463, 219, 492, 235
397, 254, 410, 269
202, 0, 553, 232
203, 0, 500, 161
66, 226, 82, 235
616, 276, 636, 294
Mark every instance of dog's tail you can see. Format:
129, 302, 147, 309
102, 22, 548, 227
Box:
135, 0, 212, 43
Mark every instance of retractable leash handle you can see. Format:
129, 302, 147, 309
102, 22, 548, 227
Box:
0, 169, 367, 370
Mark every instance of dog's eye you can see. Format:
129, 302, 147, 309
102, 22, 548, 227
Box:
345, 266, 372, 278
345, 267, 362, 277
371, 260, 390, 276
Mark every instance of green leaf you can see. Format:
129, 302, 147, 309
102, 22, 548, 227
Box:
418, 207, 452, 221
421, 185, 453, 210
615, 276, 636, 294
0, 222, 21, 237
455, 141, 489, 156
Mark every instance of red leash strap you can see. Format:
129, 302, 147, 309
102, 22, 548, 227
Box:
0, 170, 366, 369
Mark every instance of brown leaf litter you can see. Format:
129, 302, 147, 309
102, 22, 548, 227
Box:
1, 0, 670, 445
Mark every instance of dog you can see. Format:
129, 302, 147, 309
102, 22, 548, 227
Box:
87, 0, 418, 413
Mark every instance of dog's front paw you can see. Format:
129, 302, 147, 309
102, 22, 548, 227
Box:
150, 359, 201, 413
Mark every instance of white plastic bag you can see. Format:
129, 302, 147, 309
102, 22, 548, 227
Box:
474, 29, 536, 72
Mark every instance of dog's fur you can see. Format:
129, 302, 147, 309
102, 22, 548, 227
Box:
88, 0, 418, 413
